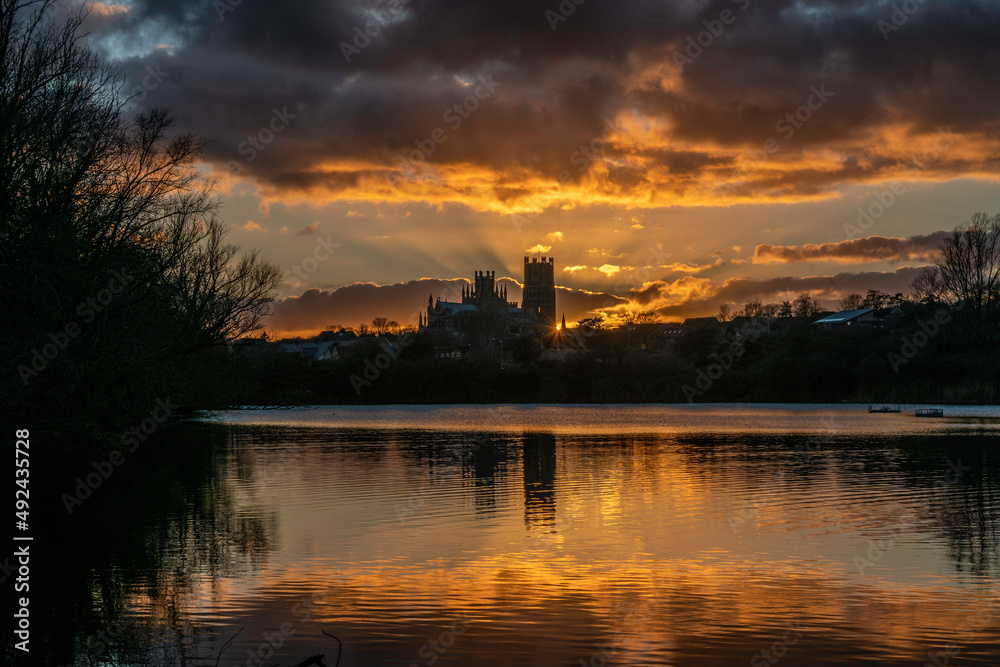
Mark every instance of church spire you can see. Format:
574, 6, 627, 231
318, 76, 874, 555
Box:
561, 313, 566, 330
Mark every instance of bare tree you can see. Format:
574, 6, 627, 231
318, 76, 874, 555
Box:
634, 310, 659, 326
741, 299, 763, 319
861, 289, 890, 310
937, 212, 1000, 328
759, 303, 779, 333
2, 0, 281, 424
910, 266, 944, 304
838, 293, 864, 311
717, 304, 734, 322
633, 309, 659, 348
793, 293, 820, 319
577, 315, 606, 332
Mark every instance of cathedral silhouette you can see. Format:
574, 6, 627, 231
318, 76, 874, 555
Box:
419, 256, 557, 334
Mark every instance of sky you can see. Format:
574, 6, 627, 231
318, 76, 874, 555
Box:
73, 0, 1000, 336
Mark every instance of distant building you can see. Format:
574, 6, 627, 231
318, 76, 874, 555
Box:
419, 256, 558, 333
813, 308, 875, 329
421, 269, 521, 331
728, 316, 770, 337
682, 316, 723, 330
434, 344, 471, 359
269, 335, 398, 361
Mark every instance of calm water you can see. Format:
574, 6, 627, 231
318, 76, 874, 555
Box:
49, 404, 1000, 666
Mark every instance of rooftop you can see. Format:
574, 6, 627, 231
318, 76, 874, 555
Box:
813, 308, 875, 325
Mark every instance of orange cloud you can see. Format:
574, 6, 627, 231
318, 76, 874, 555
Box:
753, 233, 947, 264
662, 257, 725, 274
598, 264, 621, 277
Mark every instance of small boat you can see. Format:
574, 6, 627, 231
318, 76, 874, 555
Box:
868, 404, 901, 413
915, 408, 944, 418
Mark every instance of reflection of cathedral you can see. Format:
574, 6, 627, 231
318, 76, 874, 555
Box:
523, 433, 556, 528
419, 256, 558, 332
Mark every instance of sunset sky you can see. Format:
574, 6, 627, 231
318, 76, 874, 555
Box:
78, 0, 1000, 336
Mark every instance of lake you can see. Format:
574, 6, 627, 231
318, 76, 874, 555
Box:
48, 404, 1000, 666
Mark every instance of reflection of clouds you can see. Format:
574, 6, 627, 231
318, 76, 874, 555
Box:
87, 416, 1000, 664
172, 555, 1000, 667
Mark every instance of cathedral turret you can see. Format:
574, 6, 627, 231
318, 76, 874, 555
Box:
522, 256, 557, 324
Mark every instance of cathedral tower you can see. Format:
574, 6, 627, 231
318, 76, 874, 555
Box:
522, 256, 556, 325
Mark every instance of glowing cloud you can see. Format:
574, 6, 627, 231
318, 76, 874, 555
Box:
598, 264, 621, 277
753, 233, 947, 264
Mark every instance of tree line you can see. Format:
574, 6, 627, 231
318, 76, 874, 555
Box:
1, 0, 280, 438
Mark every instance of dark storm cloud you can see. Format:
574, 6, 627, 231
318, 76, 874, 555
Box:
753, 232, 948, 264
713, 266, 927, 302
633, 266, 929, 319
95, 0, 1000, 203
